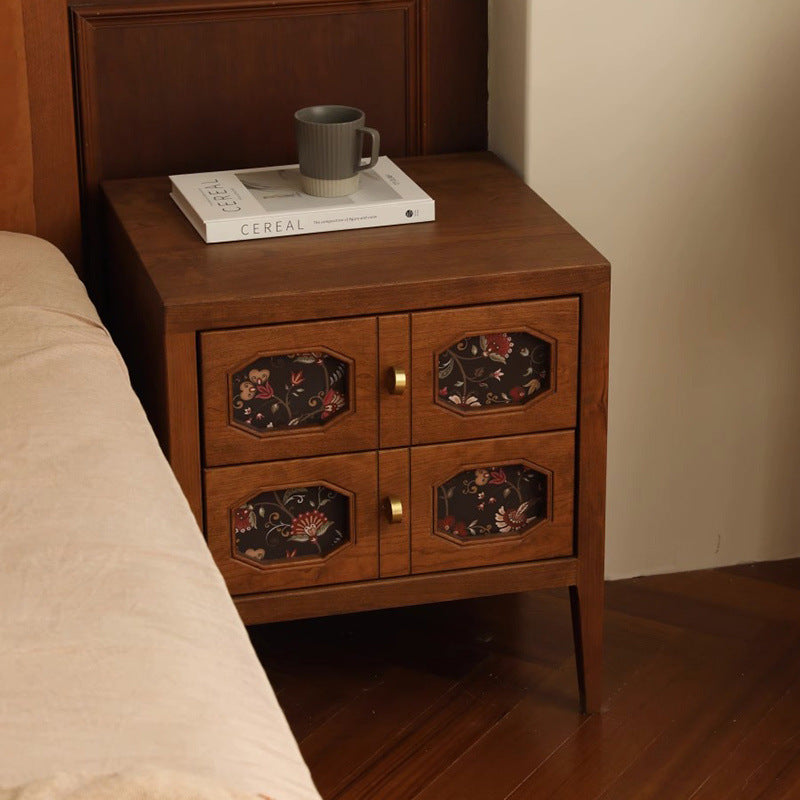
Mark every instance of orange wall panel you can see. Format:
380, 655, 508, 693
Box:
0, 0, 36, 234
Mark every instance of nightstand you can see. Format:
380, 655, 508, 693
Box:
102, 152, 609, 712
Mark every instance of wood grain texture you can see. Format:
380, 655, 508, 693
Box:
71, 0, 423, 294
378, 448, 411, 577
70, 0, 486, 290
18, 0, 82, 265
572, 281, 610, 713
71, 0, 422, 185
0, 0, 36, 235
410, 432, 574, 574
163, 331, 204, 524
426, 0, 487, 153
104, 197, 204, 522
103, 195, 169, 437
411, 297, 579, 445
101, 153, 609, 333
378, 314, 411, 448
13, 0, 485, 279
205, 450, 379, 594
248, 559, 800, 798
201, 317, 378, 466
236, 557, 578, 624
103, 154, 610, 712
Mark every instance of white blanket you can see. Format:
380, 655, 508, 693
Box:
0, 233, 320, 800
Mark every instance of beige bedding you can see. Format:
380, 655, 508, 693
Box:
0, 768, 275, 800
0, 233, 320, 800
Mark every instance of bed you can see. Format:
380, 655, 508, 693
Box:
0, 232, 321, 800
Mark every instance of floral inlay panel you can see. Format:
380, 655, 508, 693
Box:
436, 464, 547, 541
231, 353, 348, 432
437, 332, 551, 410
233, 485, 349, 564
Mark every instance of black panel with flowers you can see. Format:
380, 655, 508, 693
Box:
436, 464, 547, 541
437, 332, 551, 410
233, 485, 349, 564
231, 353, 348, 432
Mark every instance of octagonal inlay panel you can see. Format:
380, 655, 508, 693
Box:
436, 464, 547, 541
233, 485, 349, 564
437, 332, 551, 410
231, 352, 348, 432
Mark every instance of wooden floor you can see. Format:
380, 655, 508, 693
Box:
249, 559, 800, 799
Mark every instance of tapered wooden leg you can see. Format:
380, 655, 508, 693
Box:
573, 281, 610, 714
570, 580, 604, 713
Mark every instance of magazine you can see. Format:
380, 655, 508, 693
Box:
169, 156, 435, 243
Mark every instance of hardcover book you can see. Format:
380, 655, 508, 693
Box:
169, 156, 435, 243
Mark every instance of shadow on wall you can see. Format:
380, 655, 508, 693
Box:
749, 24, 800, 559
488, 0, 529, 172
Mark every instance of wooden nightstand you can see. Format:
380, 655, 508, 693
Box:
103, 152, 610, 712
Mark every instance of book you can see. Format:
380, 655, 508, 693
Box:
169, 156, 435, 243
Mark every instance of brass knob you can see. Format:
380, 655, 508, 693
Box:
384, 496, 404, 524
388, 367, 407, 395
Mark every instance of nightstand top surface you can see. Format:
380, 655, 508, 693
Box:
103, 152, 609, 331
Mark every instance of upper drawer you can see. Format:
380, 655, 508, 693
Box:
201, 317, 378, 466
411, 298, 579, 445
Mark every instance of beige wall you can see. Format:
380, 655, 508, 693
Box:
489, 0, 800, 578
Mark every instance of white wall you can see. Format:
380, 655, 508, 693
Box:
489, 0, 800, 579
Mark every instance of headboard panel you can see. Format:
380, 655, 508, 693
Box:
70, 0, 487, 291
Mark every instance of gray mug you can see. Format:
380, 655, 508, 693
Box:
295, 105, 380, 197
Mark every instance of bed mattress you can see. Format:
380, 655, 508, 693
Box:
0, 233, 321, 800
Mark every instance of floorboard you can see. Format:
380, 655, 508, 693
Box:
249, 558, 800, 799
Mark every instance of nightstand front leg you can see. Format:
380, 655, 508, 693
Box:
573, 281, 610, 714
570, 579, 604, 713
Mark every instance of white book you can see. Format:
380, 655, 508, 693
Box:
169, 156, 435, 243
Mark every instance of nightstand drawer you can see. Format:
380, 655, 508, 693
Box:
410, 431, 575, 574
205, 451, 379, 594
411, 298, 579, 445
201, 317, 378, 466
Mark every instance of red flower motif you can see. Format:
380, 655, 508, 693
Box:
509, 386, 526, 402
321, 388, 345, 419
256, 383, 274, 400
233, 506, 255, 533
484, 333, 513, 359
437, 516, 468, 537
289, 509, 331, 543
489, 468, 507, 484
291, 370, 304, 386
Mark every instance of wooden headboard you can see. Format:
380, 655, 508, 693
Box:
13, 0, 486, 285
69, 0, 486, 289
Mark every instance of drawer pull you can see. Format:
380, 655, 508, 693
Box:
384, 496, 404, 524
388, 367, 407, 395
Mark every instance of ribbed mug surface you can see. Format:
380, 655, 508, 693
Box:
295, 105, 379, 197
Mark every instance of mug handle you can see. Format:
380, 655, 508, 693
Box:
356, 127, 380, 171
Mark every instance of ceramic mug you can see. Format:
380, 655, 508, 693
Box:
294, 105, 380, 197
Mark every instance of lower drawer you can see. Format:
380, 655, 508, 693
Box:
205, 451, 379, 595
205, 431, 575, 595
410, 431, 575, 574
